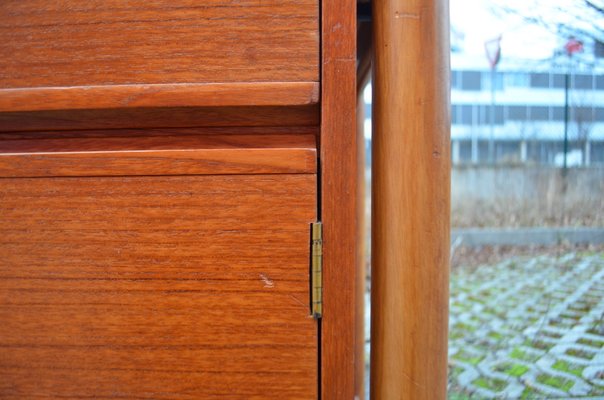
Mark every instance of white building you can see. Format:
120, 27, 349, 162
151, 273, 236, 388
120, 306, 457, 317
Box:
449, 48, 604, 165
362, 53, 604, 166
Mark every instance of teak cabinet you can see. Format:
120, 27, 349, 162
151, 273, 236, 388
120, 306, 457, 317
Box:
0, 1, 360, 399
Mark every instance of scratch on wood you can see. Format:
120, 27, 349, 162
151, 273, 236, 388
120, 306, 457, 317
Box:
394, 11, 420, 19
402, 370, 424, 388
289, 294, 306, 309
259, 273, 274, 288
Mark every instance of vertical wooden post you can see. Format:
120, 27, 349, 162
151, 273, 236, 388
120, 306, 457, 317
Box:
321, 1, 358, 399
371, 0, 450, 398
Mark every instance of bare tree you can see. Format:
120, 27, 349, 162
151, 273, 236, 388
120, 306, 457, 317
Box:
490, 0, 604, 45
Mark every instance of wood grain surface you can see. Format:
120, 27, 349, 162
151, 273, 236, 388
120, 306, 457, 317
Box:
0, 134, 316, 177
371, 0, 451, 398
0, 1, 319, 88
0, 126, 320, 141
0, 173, 318, 399
0, 105, 320, 133
320, 0, 359, 399
0, 82, 319, 113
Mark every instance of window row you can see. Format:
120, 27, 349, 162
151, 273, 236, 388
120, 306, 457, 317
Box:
451, 105, 604, 125
451, 70, 604, 91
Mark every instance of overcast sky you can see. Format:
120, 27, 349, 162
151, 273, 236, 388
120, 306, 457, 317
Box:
450, 0, 573, 60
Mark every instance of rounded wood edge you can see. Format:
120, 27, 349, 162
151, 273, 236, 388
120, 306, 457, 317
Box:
0, 134, 317, 177
0, 82, 320, 113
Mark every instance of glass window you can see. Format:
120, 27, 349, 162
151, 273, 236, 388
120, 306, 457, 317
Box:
480, 105, 505, 125
553, 74, 566, 88
530, 106, 549, 121
461, 71, 482, 91
461, 105, 473, 124
573, 74, 593, 89
504, 72, 529, 87
482, 71, 504, 91
451, 105, 459, 124
451, 71, 461, 90
530, 73, 550, 88
459, 140, 472, 162
552, 106, 565, 120
508, 106, 527, 120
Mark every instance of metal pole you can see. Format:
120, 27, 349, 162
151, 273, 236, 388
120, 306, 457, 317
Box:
563, 69, 569, 172
489, 68, 496, 163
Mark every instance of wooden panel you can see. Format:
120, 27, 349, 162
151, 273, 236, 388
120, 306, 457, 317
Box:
371, 0, 451, 398
0, 82, 319, 113
0, 174, 318, 399
0, 105, 320, 132
0, 134, 316, 177
0, 1, 319, 88
320, 0, 359, 399
0, 126, 319, 140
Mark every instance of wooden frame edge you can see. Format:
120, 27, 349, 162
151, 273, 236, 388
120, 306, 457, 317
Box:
320, 0, 359, 399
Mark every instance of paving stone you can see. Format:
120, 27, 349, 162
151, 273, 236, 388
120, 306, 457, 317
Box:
447, 252, 604, 399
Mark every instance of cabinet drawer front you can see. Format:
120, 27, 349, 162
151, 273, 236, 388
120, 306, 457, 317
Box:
0, 137, 318, 398
0, 1, 319, 88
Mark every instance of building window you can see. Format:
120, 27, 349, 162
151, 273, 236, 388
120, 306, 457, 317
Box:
451, 105, 459, 124
505, 72, 529, 88
508, 106, 528, 121
482, 71, 504, 91
530, 106, 549, 121
451, 70, 461, 90
461, 105, 473, 124
553, 74, 566, 89
530, 73, 550, 88
552, 106, 564, 121
461, 71, 482, 91
573, 74, 593, 90
479, 105, 504, 125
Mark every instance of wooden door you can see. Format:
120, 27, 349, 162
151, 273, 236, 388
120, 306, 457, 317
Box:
0, 134, 319, 399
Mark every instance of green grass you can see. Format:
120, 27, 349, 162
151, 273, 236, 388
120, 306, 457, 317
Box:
568, 303, 591, 312
510, 347, 540, 362
577, 337, 604, 348
565, 348, 595, 360
488, 331, 504, 340
559, 312, 581, 320
449, 366, 465, 380
552, 359, 584, 378
473, 377, 507, 392
506, 363, 530, 377
520, 387, 542, 399
452, 350, 484, 366
447, 392, 473, 400
453, 322, 477, 332
523, 339, 553, 351
542, 330, 563, 339
536, 374, 574, 392
494, 362, 529, 377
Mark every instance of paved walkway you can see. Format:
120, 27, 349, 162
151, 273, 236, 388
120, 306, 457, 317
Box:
449, 252, 604, 399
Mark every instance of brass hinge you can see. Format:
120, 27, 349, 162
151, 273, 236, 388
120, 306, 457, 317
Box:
311, 222, 323, 319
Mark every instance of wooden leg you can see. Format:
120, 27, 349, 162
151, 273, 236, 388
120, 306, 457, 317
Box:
371, 0, 451, 398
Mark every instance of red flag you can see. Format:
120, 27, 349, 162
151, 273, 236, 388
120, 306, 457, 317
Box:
564, 38, 584, 55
